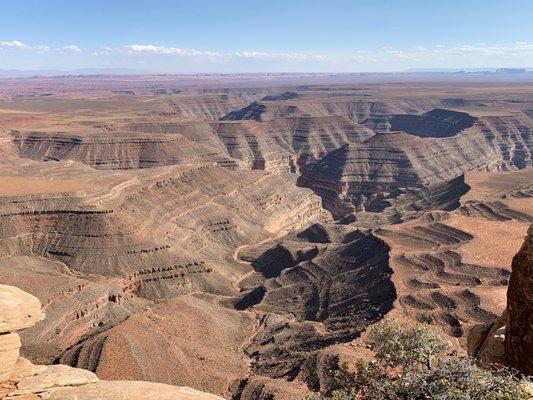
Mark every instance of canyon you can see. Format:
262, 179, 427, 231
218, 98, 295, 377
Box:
0, 75, 531, 399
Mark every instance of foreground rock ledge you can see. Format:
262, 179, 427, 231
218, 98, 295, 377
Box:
36, 381, 224, 400
0, 284, 223, 400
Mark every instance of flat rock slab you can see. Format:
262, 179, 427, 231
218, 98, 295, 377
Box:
15, 365, 98, 394
9, 357, 47, 382
45, 381, 225, 400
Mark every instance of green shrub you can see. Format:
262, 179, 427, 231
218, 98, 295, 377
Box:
307, 321, 530, 400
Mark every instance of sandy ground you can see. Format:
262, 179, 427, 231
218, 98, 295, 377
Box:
446, 215, 530, 269
0, 176, 89, 196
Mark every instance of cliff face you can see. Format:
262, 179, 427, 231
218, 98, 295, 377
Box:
299, 116, 533, 217
506, 224, 533, 375
0, 283, 224, 400
468, 224, 532, 375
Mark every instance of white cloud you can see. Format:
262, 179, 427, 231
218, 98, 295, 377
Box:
91, 46, 112, 56
234, 51, 324, 60
353, 42, 533, 65
234, 51, 270, 58
61, 44, 82, 53
127, 44, 324, 60
128, 44, 222, 57
352, 54, 377, 63
1, 40, 84, 54
276, 52, 325, 60
2, 38, 532, 72
1, 40, 50, 52
1, 40, 25, 48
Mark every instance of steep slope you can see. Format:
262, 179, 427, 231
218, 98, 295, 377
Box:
213, 116, 374, 172
61, 294, 255, 397
0, 283, 224, 400
387, 108, 477, 138
11, 131, 240, 170
299, 120, 532, 218
0, 161, 329, 365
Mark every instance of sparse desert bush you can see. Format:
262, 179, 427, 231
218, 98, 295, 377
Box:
307, 321, 530, 400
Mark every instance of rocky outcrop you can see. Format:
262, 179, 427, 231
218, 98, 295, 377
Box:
0, 283, 223, 400
467, 311, 507, 367
506, 224, 533, 375
46, 381, 224, 400
0, 285, 44, 335
221, 102, 268, 121
468, 224, 532, 375
261, 91, 298, 101
0, 333, 21, 383
0, 285, 44, 381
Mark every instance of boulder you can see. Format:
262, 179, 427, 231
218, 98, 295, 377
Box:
467, 321, 492, 356
0, 285, 45, 334
476, 311, 507, 368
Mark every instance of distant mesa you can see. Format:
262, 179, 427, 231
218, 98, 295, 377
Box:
220, 101, 267, 121
496, 68, 527, 74
261, 91, 298, 101
387, 108, 477, 138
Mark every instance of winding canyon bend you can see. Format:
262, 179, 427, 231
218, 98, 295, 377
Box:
0, 75, 532, 399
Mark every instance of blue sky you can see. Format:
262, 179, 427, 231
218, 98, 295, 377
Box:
1, 0, 532, 72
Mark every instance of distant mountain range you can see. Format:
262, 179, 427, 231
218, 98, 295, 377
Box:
1, 68, 532, 78
407, 67, 532, 73
0, 68, 157, 77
